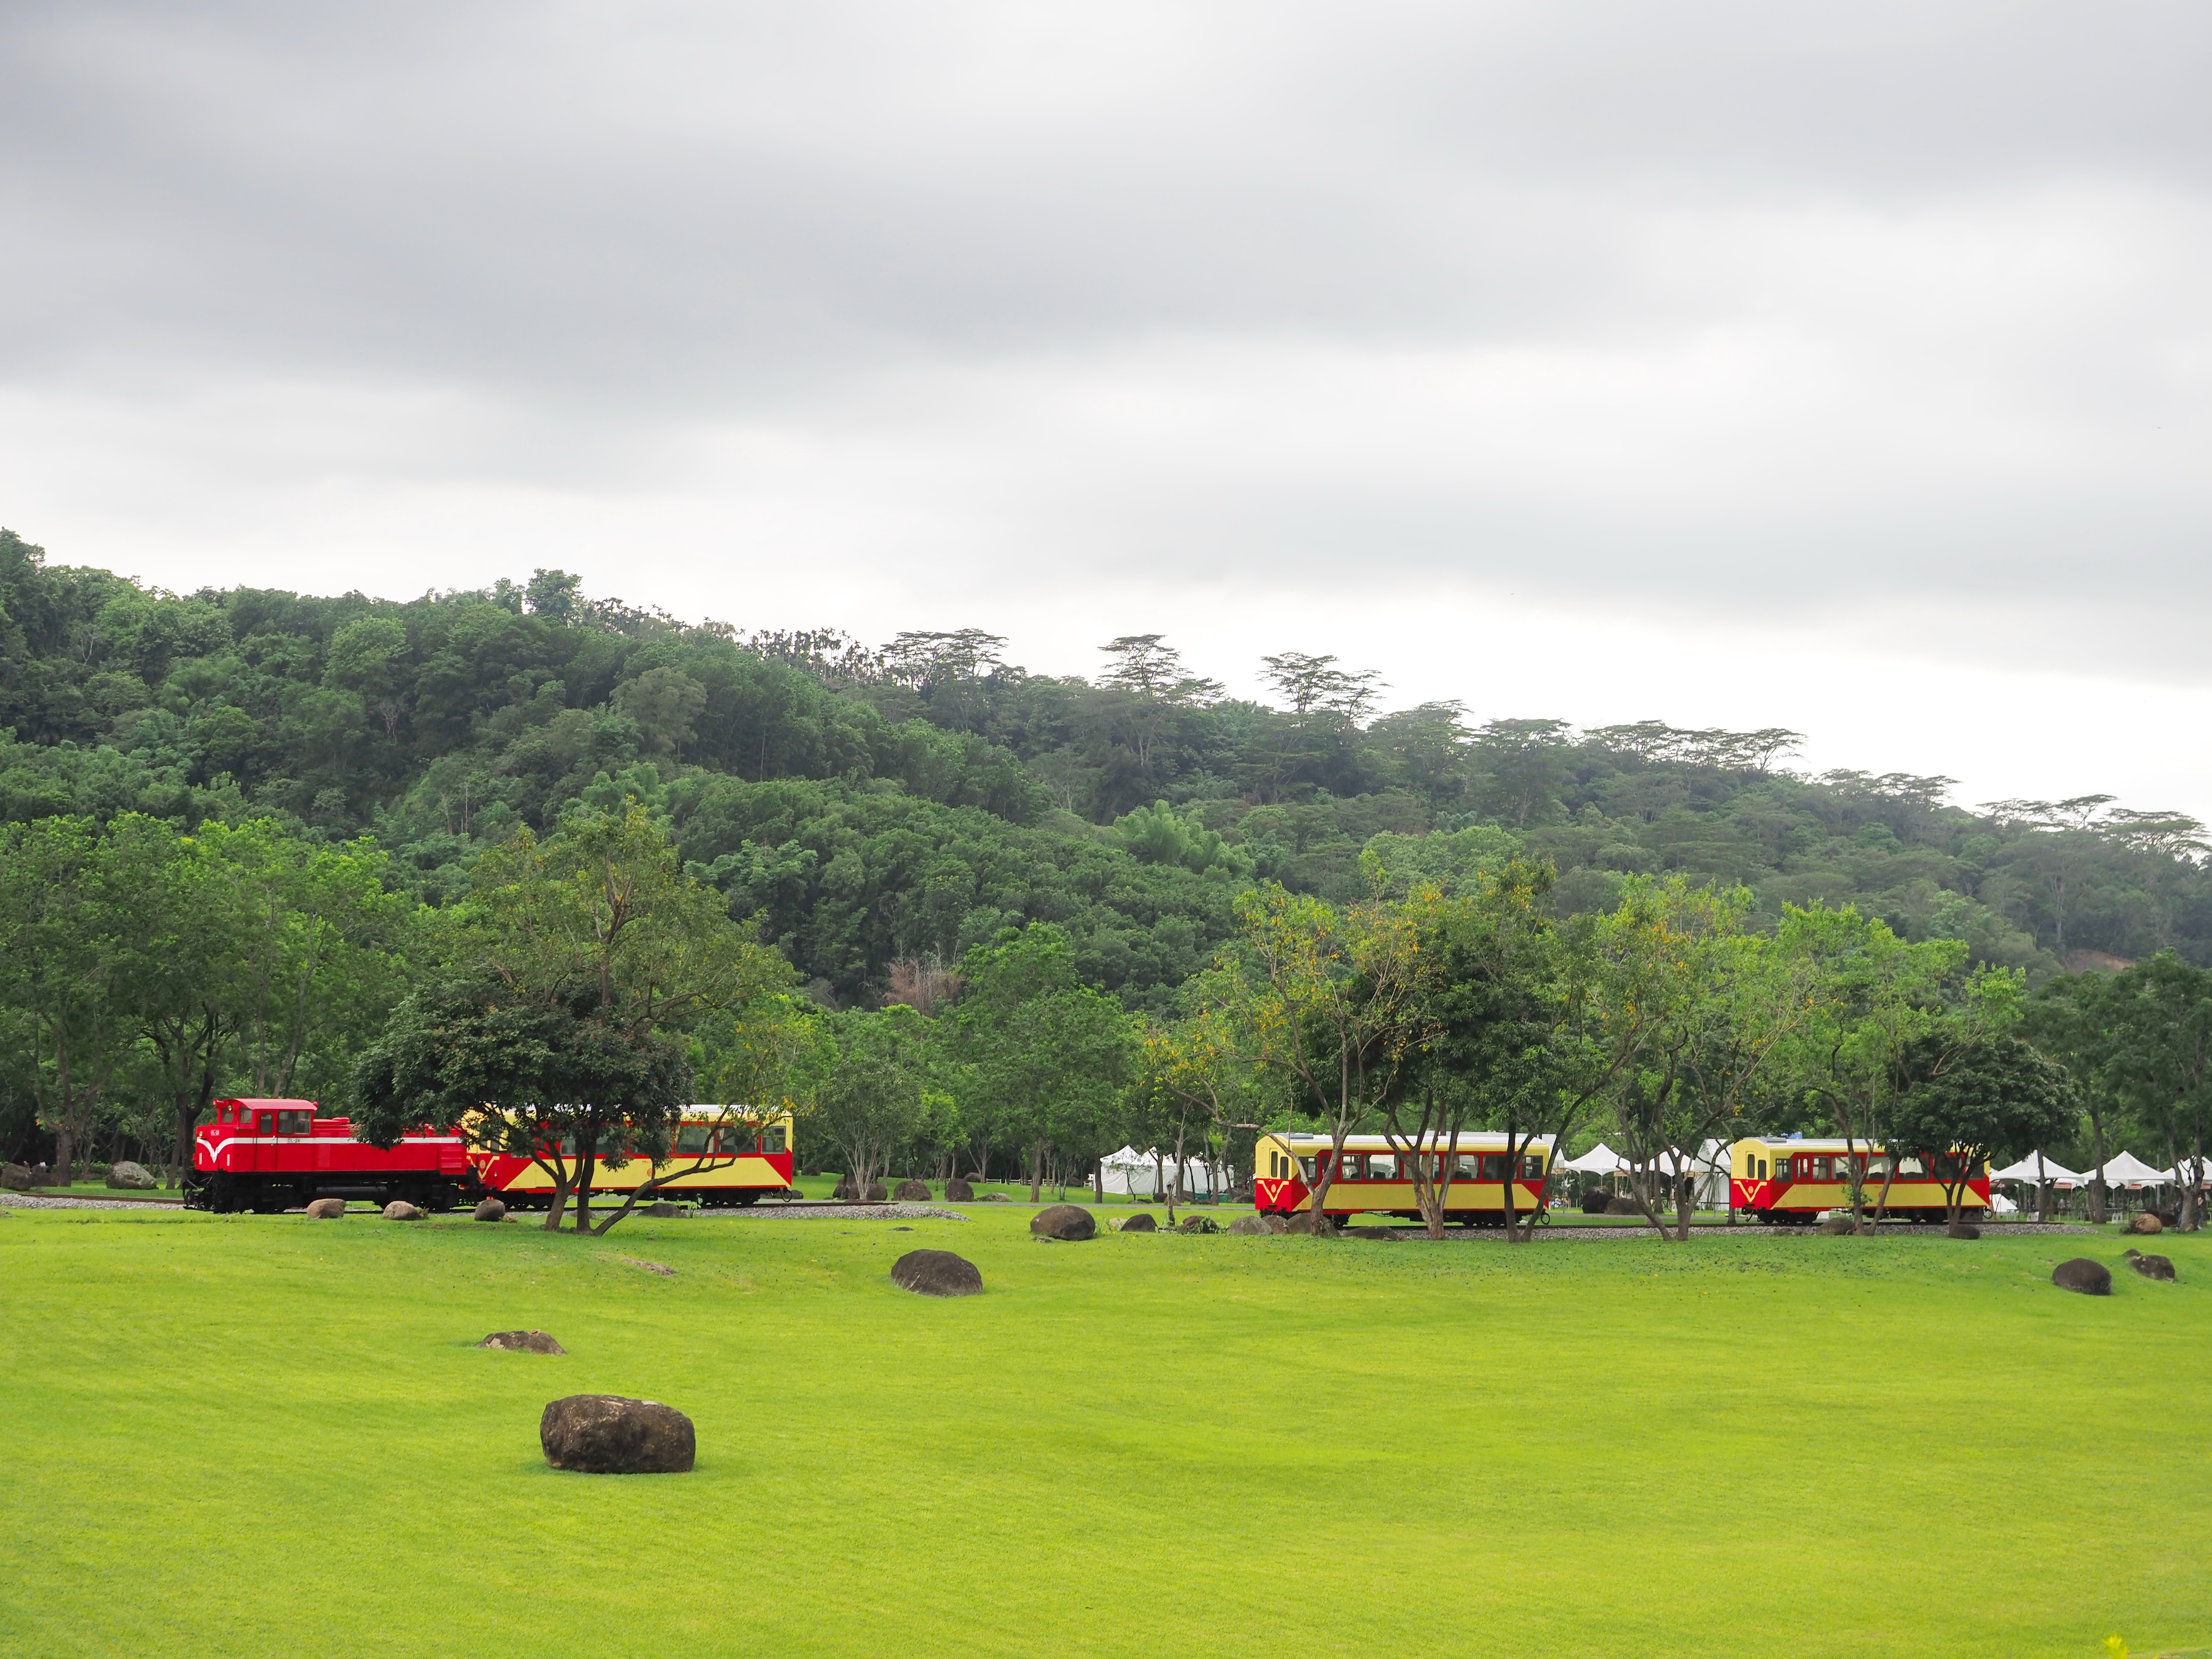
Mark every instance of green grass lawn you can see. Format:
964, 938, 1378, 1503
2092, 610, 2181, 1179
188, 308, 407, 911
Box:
1, 1203, 2203, 1658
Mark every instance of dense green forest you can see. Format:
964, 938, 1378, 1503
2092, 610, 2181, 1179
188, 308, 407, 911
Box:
5, 524, 2209, 1188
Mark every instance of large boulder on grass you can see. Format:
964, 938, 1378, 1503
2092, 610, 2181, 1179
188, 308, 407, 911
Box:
1947, 1222, 1981, 1240
646, 1201, 688, 1217
1115, 1211, 1157, 1232
894, 1179, 932, 1202
1580, 1189, 1612, 1215
382, 1200, 424, 1221
0, 1164, 29, 1192
944, 1178, 975, 1202
891, 1249, 983, 1296
1030, 1204, 1097, 1241
473, 1198, 508, 1222
2127, 1211, 2163, 1235
1285, 1212, 1335, 1235
2051, 1258, 2113, 1296
479, 1330, 566, 1354
105, 1160, 158, 1190
1179, 1214, 1220, 1234
1818, 1215, 1867, 1236
1604, 1196, 1639, 1216
833, 1179, 890, 1202
540, 1395, 694, 1473
305, 1198, 346, 1220
2125, 1249, 2177, 1282
1227, 1214, 1269, 1235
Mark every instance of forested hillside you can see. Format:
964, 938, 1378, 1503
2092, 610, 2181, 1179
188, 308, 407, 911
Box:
6, 527, 2205, 1001
4, 525, 2209, 1010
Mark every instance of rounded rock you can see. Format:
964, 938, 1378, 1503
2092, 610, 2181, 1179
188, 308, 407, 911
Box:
645, 1200, 688, 1217
2126, 1250, 2177, 1281
473, 1198, 508, 1222
1178, 1214, 1220, 1234
1947, 1222, 1981, 1240
1030, 1203, 1097, 1241
1226, 1214, 1269, 1235
2051, 1257, 2113, 1295
305, 1197, 347, 1220
381, 1200, 425, 1221
105, 1160, 159, 1190
894, 1179, 933, 1202
1115, 1211, 1158, 1232
1284, 1212, 1335, 1235
891, 1249, 983, 1296
943, 1178, 976, 1202
479, 1330, 566, 1354
2127, 1211, 2163, 1235
540, 1394, 694, 1474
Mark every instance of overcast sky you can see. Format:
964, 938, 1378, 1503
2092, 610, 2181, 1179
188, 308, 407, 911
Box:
5, 2, 2210, 815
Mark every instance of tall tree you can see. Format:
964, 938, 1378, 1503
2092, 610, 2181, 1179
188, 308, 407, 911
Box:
363, 804, 789, 1231
0, 818, 134, 1185
955, 924, 1138, 1203
1889, 1033, 2077, 1235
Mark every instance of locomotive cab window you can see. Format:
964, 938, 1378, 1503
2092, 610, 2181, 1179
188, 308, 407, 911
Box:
276, 1110, 310, 1135
256, 1112, 275, 1133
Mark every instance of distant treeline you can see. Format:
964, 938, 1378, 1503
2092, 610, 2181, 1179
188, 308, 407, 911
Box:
3, 524, 2207, 1025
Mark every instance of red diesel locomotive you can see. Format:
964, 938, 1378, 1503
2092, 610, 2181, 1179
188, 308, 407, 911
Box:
186, 1097, 477, 1214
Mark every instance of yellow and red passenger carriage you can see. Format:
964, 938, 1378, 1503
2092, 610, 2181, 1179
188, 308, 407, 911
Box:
1253, 1131, 1555, 1225
471, 1105, 796, 1208
1728, 1137, 1989, 1224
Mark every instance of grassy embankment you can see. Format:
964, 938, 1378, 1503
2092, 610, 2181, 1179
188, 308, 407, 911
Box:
1, 1202, 2203, 1658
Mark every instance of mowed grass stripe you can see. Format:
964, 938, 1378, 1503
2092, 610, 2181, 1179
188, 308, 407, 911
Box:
0, 1208, 2203, 1657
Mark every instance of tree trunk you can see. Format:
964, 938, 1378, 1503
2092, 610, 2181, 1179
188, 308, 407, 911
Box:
2087, 1108, 2109, 1224
1092, 1158, 1103, 1204
574, 1146, 596, 1232
54, 1123, 76, 1190
1028, 1139, 1045, 1205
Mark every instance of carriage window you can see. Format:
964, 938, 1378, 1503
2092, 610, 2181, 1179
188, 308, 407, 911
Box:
1898, 1156, 1925, 1176
715, 1129, 752, 1156
1521, 1155, 1545, 1180
675, 1125, 711, 1155
1298, 1159, 1316, 1182
1757, 1158, 1768, 1179
1453, 1155, 1480, 1180
1338, 1155, 1364, 1181
760, 1126, 785, 1154
1812, 1157, 1831, 1180
1866, 1157, 1890, 1179
1479, 1154, 1507, 1182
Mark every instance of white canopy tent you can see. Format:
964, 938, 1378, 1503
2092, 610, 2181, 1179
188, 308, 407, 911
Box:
1099, 1145, 1227, 1198
2097, 1151, 2171, 1186
1990, 1153, 2087, 1186
1560, 1143, 1629, 1175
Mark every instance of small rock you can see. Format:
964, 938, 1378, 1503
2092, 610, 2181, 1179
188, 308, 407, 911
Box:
645, 1201, 687, 1217
305, 1198, 347, 1220
1817, 1215, 1859, 1235
891, 1249, 983, 1296
540, 1394, 695, 1474
1030, 1203, 1097, 1241
2126, 1212, 2163, 1235
944, 1178, 976, 1202
2051, 1257, 2112, 1295
620, 1257, 676, 1276
478, 1330, 566, 1354
382, 1200, 425, 1221
979, 1192, 1010, 1202
473, 1198, 508, 1222
2125, 1249, 2177, 1281
0, 1164, 29, 1192
894, 1179, 932, 1202
1226, 1214, 1269, 1235
1115, 1211, 1157, 1232
1947, 1222, 1980, 1240
1179, 1214, 1220, 1233
105, 1160, 158, 1190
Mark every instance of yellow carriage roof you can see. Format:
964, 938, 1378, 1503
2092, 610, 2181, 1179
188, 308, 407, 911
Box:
1269, 1133, 1554, 1153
